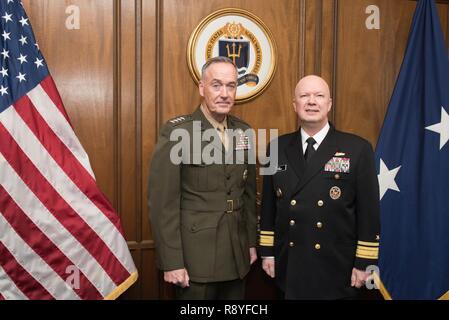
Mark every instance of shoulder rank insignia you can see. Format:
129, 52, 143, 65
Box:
169, 116, 186, 124
167, 115, 191, 126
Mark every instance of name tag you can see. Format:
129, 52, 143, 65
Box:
277, 165, 287, 172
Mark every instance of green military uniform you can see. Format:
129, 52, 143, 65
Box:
148, 106, 257, 299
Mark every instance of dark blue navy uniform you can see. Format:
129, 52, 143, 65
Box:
259, 125, 380, 299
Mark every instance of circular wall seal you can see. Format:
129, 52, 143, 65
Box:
187, 8, 277, 103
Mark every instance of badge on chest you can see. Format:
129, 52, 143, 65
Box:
324, 154, 350, 173
235, 129, 251, 151
329, 186, 342, 200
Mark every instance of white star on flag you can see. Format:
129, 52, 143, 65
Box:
19, 16, 29, 26
16, 72, 26, 82
19, 35, 28, 45
378, 159, 401, 200
0, 49, 9, 59
2, 30, 11, 41
0, 85, 8, 96
17, 53, 28, 64
34, 58, 44, 69
425, 106, 449, 150
2, 12, 13, 23
0, 67, 8, 77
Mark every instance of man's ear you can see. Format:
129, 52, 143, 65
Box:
199, 81, 204, 98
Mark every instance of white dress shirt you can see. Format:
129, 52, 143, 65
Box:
300, 122, 330, 155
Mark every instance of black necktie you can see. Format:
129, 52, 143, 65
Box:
304, 137, 316, 162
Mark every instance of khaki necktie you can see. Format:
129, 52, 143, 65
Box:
217, 124, 228, 151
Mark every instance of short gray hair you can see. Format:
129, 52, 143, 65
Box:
201, 56, 238, 79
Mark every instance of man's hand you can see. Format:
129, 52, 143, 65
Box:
164, 268, 190, 288
249, 247, 257, 265
351, 268, 370, 288
262, 257, 275, 278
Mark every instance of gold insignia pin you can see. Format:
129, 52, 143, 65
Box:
335, 152, 346, 156
329, 186, 341, 200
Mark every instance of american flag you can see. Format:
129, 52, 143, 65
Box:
0, 1, 137, 299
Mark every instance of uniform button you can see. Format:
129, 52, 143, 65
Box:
227, 175, 231, 180
290, 200, 297, 206
317, 200, 324, 207
227, 191, 231, 195
317, 222, 323, 229
315, 244, 321, 250
289, 242, 295, 247
289, 220, 295, 226
334, 174, 340, 180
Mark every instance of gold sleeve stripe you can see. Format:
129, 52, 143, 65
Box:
356, 253, 379, 259
260, 231, 275, 235
259, 235, 274, 246
357, 248, 379, 254
357, 241, 379, 247
356, 246, 379, 252
357, 245, 379, 251
260, 235, 274, 242
356, 247, 379, 259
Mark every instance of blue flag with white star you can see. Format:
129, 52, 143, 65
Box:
375, 0, 449, 299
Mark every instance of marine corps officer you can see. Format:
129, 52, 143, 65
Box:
259, 75, 380, 299
148, 56, 257, 300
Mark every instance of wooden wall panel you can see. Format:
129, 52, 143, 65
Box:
335, 0, 448, 146
140, 0, 159, 300
23, 0, 115, 201
119, 0, 137, 249
304, 0, 321, 76
335, 0, 404, 145
160, 0, 299, 136
321, 0, 337, 95
118, 0, 138, 299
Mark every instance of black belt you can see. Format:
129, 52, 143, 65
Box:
181, 197, 242, 213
